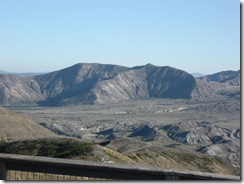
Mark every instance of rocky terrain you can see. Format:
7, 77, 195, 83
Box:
0, 63, 240, 176
9, 96, 240, 173
0, 105, 239, 175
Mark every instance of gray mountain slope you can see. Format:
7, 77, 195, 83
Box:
0, 74, 44, 105
192, 70, 240, 99
198, 70, 240, 86
2, 63, 238, 106
33, 63, 128, 105
0, 63, 197, 106
46, 63, 196, 105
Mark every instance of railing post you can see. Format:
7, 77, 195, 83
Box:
166, 174, 182, 180
0, 160, 7, 180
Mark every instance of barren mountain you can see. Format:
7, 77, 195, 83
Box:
198, 70, 240, 86
0, 74, 44, 105
33, 63, 128, 105
93, 64, 196, 104
191, 70, 240, 99
191, 79, 240, 99
0, 64, 240, 106
0, 107, 57, 142
0, 63, 196, 106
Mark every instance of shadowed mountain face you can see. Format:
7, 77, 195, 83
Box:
128, 125, 157, 141
92, 64, 196, 104
145, 64, 196, 99
0, 63, 196, 106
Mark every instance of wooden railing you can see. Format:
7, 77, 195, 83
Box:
0, 153, 240, 180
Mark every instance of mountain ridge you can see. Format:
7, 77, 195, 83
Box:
0, 63, 196, 106
198, 70, 240, 86
0, 63, 240, 106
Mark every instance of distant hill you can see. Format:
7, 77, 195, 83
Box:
198, 70, 240, 86
0, 70, 46, 76
0, 70, 9, 74
0, 64, 240, 106
191, 70, 240, 99
191, 73, 205, 78
0, 107, 57, 142
0, 63, 196, 106
0, 74, 44, 105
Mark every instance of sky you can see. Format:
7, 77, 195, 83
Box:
0, 0, 240, 75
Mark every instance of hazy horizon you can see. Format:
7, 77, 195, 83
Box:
0, 62, 241, 76
0, 0, 240, 74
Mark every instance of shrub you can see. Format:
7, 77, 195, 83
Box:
0, 138, 94, 159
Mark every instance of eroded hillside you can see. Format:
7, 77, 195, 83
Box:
1, 63, 196, 106
0, 107, 57, 141
10, 96, 240, 174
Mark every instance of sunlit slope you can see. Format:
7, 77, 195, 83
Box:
0, 74, 44, 105
0, 107, 57, 141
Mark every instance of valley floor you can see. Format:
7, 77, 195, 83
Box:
7, 97, 240, 175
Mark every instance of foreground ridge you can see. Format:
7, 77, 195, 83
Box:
0, 153, 240, 180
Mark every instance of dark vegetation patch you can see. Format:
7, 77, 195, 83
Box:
98, 140, 110, 146
0, 138, 93, 159
165, 143, 181, 148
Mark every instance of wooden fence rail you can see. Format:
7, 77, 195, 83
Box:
0, 153, 240, 181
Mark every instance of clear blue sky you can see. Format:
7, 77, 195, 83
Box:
0, 0, 240, 74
